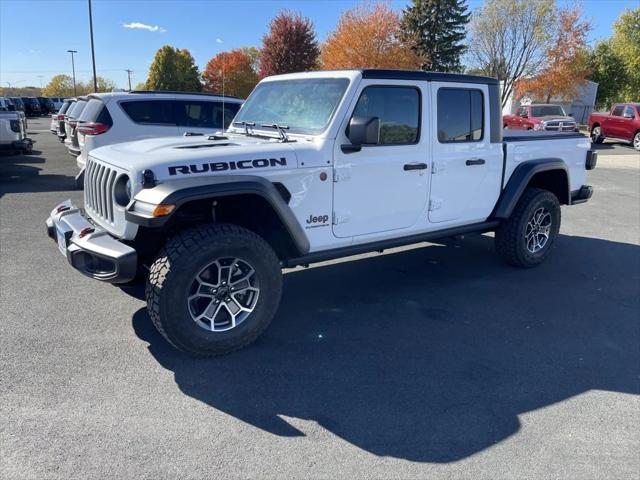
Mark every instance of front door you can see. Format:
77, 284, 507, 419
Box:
428, 83, 503, 224
332, 82, 429, 238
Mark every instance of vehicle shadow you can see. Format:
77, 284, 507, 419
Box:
132, 233, 640, 462
0, 151, 76, 197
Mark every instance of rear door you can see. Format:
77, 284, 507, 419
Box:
428, 83, 503, 224
606, 105, 625, 138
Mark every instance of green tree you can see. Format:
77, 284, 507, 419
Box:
400, 0, 470, 72
145, 45, 202, 91
588, 41, 628, 110
610, 8, 640, 101
42, 74, 75, 97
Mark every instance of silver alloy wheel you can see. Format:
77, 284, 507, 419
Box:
187, 257, 260, 332
634, 132, 640, 150
591, 126, 601, 142
525, 207, 552, 254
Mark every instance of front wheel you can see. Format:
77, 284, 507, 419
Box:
495, 188, 561, 268
591, 125, 604, 144
146, 224, 283, 357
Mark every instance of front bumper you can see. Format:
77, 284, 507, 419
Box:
45, 200, 137, 283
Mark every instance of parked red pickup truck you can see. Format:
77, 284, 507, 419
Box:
503, 104, 578, 132
588, 103, 640, 151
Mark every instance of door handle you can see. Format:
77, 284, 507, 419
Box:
403, 162, 428, 171
465, 159, 485, 166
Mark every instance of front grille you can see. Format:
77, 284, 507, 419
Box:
84, 158, 117, 223
544, 121, 576, 132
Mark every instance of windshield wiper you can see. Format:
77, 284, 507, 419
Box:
261, 123, 291, 142
232, 121, 256, 136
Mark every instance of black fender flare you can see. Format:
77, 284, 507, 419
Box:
492, 158, 569, 219
126, 175, 310, 256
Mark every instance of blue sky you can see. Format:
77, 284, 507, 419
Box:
0, 0, 636, 90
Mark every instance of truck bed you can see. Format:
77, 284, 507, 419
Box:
503, 130, 586, 142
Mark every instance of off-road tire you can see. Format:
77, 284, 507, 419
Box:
495, 188, 561, 268
145, 223, 283, 357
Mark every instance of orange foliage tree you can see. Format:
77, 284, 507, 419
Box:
515, 8, 592, 103
321, 2, 421, 70
202, 48, 260, 99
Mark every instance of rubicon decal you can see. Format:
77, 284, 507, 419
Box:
168, 157, 287, 176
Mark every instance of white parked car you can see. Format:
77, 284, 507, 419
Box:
75, 91, 243, 172
0, 111, 32, 153
0, 96, 27, 132
64, 97, 88, 154
46, 69, 596, 357
50, 98, 73, 138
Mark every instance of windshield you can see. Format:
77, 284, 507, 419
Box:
234, 78, 350, 134
531, 105, 566, 117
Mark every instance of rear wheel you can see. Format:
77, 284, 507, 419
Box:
495, 188, 561, 268
633, 131, 640, 151
591, 125, 604, 144
146, 223, 283, 357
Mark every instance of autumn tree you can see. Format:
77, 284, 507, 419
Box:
467, 0, 556, 107
515, 8, 591, 103
400, 0, 470, 72
259, 11, 319, 77
610, 8, 640, 101
42, 74, 75, 97
203, 49, 260, 98
321, 2, 421, 70
145, 45, 202, 91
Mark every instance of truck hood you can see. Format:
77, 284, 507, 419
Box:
89, 133, 300, 178
539, 115, 575, 122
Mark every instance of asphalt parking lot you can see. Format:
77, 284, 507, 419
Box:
1, 118, 639, 479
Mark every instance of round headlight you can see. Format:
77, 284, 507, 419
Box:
114, 174, 131, 207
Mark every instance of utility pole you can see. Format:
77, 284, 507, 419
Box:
88, 0, 98, 92
67, 50, 78, 96
37, 75, 44, 89
125, 69, 133, 91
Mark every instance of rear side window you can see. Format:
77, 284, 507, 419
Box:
623, 106, 635, 118
611, 106, 624, 116
351, 86, 420, 145
175, 101, 241, 129
120, 100, 175, 125
437, 89, 484, 143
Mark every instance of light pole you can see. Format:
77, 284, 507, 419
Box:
67, 50, 78, 96
125, 69, 133, 91
88, 0, 98, 92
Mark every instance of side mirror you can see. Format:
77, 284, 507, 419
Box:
520, 112, 528, 118
568, 112, 574, 117
346, 116, 380, 149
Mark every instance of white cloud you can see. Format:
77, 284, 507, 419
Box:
123, 22, 166, 33
216, 38, 223, 44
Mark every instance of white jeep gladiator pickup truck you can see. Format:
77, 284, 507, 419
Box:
46, 69, 596, 357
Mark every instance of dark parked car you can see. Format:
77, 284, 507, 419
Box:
9, 97, 25, 113
37, 97, 55, 114
21, 97, 42, 117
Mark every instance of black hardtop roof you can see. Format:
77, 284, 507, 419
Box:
360, 69, 499, 86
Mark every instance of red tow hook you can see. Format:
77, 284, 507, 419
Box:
56, 205, 71, 213
79, 227, 95, 238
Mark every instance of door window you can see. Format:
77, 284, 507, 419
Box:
120, 100, 175, 125
623, 106, 635, 118
351, 86, 420, 145
611, 105, 624, 116
176, 101, 241, 129
437, 89, 484, 142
